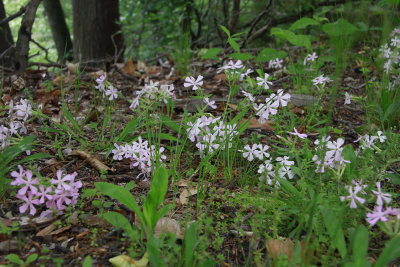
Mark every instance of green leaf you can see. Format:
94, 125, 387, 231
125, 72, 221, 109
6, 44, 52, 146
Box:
289, 17, 320, 31
201, 48, 222, 61
160, 115, 185, 136
26, 253, 38, 264
7, 254, 23, 265
255, 48, 287, 62
322, 18, 359, 37
147, 238, 166, 267
61, 106, 83, 135
103, 211, 136, 240
220, 25, 230, 37
375, 235, 400, 267
320, 207, 347, 259
95, 182, 143, 223
82, 255, 92, 267
117, 118, 140, 142
184, 223, 197, 267
143, 166, 169, 232
352, 225, 369, 266
227, 38, 240, 53
228, 52, 254, 61
270, 28, 312, 52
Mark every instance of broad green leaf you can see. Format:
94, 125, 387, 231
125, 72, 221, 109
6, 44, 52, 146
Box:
82, 255, 92, 267
375, 235, 400, 267
26, 253, 38, 264
352, 225, 369, 266
320, 207, 347, 259
7, 254, 23, 265
104, 211, 136, 240
95, 182, 143, 223
271, 28, 312, 52
228, 52, 254, 61
289, 17, 320, 31
255, 48, 287, 62
322, 18, 359, 37
201, 48, 222, 61
147, 238, 166, 267
143, 166, 169, 231
184, 223, 197, 267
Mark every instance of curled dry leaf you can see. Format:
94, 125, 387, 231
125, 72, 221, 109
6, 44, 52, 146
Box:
71, 150, 114, 172
265, 238, 294, 259
154, 217, 183, 239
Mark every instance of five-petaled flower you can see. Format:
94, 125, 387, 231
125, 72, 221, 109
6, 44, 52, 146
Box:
184, 75, 203, 91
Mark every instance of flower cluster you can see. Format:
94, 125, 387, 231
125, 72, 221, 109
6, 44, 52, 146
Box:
252, 89, 290, 124
112, 137, 167, 178
380, 27, 400, 75
10, 166, 82, 217
312, 137, 350, 173
217, 60, 244, 73
257, 155, 296, 186
1, 99, 32, 150
130, 80, 175, 110
186, 116, 238, 157
95, 74, 120, 101
354, 131, 386, 151
340, 179, 399, 226
268, 58, 284, 69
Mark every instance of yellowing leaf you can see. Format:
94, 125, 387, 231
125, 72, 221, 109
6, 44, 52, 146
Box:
109, 253, 148, 267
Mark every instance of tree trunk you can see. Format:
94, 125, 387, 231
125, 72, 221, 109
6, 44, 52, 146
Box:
14, 0, 41, 73
0, 0, 14, 67
43, 0, 72, 63
72, 0, 123, 65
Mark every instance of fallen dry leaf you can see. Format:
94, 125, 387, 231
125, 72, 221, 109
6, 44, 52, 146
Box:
123, 58, 137, 76
242, 117, 275, 131
265, 238, 294, 259
71, 150, 114, 172
179, 186, 198, 205
154, 217, 183, 239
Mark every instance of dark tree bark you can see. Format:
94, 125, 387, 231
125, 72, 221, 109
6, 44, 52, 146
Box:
14, 0, 41, 73
43, 0, 72, 63
0, 0, 14, 67
72, 0, 124, 65
229, 0, 240, 34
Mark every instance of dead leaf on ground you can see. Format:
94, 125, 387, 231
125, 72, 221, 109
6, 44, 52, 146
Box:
123, 58, 137, 76
154, 217, 183, 239
265, 238, 294, 259
71, 150, 114, 172
242, 117, 275, 131
178, 186, 198, 205
137, 60, 147, 72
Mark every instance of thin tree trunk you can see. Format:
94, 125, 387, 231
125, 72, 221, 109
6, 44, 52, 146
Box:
43, 0, 72, 63
229, 0, 240, 34
0, 0, 14, 67
14, 0, 41, 73
72, 0, 123, 65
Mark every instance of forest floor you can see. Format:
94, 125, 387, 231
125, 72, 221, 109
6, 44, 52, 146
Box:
0, 44, 399, 267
